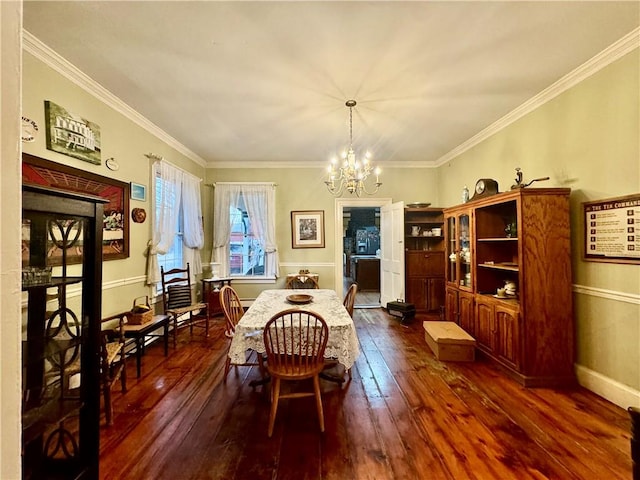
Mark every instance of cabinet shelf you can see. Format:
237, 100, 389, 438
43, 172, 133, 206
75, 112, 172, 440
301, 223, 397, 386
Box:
477, 237, 518, 242
478, 262, 519, 272
22, 277, 83, 292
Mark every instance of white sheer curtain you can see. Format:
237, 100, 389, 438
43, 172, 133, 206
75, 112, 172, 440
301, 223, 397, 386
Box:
182, 172, 205, 280
212, 183, 278, 278
146, 161, 206, 285
146, 161, 182, 285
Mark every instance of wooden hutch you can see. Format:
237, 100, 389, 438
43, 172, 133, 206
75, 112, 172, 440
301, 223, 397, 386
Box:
444, 188, 574, 387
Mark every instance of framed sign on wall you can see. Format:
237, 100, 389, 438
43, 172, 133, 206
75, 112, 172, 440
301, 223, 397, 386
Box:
22, 153, 130, 264
583, 193, 640, 264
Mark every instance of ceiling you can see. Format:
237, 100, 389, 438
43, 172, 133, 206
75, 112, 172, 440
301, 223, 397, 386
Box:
23, 1, 640, 169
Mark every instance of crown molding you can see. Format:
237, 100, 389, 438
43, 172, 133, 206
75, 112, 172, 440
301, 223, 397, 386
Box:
22, 30, 207, 168
209, 159, 436, 169
435, 27, 640, 167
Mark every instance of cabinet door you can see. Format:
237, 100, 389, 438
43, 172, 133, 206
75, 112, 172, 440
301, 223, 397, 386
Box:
406, 251, 444, 277
475, 298, 495, 353
495, 305, 521, 370
445, 287, 458, 323
458, 291, 474, 335
425, 277, 445, 312
406, 277, 427, 310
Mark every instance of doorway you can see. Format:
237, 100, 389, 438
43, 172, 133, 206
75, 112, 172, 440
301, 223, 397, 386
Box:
333, 198, 392, 308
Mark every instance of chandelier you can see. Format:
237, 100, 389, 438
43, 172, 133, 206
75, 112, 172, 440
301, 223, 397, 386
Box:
325, 100, 382, 197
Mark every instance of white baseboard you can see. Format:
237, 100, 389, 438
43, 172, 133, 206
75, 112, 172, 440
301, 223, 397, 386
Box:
575, 363, 640, 409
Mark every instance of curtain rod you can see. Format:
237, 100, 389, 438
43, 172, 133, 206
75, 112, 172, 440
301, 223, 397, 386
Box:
146, 153, 203, 182
208, 182, 278, 187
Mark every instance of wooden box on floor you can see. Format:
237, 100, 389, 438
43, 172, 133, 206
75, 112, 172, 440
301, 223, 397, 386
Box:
423, 321, 476, 362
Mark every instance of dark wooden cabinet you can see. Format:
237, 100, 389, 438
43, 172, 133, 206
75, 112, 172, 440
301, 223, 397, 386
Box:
355, 257, 380, 291
22, 184, 105, 479
404, 207, 445, 312
445, 188, 573, 387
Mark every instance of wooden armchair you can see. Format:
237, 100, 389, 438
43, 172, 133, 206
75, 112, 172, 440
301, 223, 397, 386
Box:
100, 312, 129, 425
160, 263, 210, 347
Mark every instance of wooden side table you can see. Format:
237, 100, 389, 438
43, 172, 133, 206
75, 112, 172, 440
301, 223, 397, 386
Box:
202, 277, 233, 317
123, 314, 170, 378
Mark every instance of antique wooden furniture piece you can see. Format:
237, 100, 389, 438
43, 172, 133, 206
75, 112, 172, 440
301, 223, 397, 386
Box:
285, 273, 319, 289
22, 184, 105, 479
404, 206, 445, 312
343, 283, 358, 318
122, 314, 171, 378
99, 313, 129, 425
263, 309, 329, 437
444, 188, 573, 387
220, 285, 266, 382
202, 276, 233, 317
160, 263, 210, 347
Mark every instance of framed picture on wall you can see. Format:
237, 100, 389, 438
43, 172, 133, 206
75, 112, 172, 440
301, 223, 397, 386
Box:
22, 153, 130, 264
130, 182, 147, 201
291, 210, 325, 248
44, 100, 102, 165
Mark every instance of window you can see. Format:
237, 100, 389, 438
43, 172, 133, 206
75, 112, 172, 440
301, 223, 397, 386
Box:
154, 174, 183, 288
229, 200, 265, 277
212, 183, 278, 279
146, 160, 204, 287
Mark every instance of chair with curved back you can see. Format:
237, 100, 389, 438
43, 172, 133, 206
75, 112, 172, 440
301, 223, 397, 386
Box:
263, 309, 329, 437
220, 285, 265, 382
343, 283, 358, 318
285, 274, 319, 289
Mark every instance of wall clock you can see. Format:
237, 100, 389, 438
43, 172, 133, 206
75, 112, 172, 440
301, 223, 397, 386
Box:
471, 178, 499, 200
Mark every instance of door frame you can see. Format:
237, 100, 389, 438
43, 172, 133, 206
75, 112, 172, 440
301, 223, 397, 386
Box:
333, 197, 393, 299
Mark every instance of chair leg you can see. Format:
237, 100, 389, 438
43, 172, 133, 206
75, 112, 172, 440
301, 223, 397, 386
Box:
268, 377, 281, 438
120, 362, 127, 392
172, 316, 178, 348
223, 356, 231, 382
313, 375, 325, 433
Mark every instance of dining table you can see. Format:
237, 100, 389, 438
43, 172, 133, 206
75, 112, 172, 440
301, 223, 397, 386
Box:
228, 289, 361, 374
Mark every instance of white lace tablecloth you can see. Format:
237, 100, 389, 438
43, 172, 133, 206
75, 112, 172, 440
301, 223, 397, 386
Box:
228, 289, 360, 369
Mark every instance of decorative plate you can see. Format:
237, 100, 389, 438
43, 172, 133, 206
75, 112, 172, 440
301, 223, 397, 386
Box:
406, 202, 431, 208
286, 294, 313, 304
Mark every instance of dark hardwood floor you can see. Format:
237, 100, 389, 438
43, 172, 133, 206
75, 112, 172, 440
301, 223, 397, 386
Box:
100, 308, 631, 480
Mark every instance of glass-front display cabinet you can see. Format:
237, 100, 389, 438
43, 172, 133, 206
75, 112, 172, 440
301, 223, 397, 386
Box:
22, 184, 105, 480
445, 208, 472, 290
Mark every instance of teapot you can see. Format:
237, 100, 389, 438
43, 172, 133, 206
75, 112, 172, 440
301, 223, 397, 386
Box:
411, 226, 421, 236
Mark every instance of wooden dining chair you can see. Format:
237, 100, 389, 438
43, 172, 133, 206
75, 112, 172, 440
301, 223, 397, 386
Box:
263, 309, 329, 437
285, 274, 319, 289
343, 282, 358, 318
220, 285, 266, 382
160, 263, 209, 347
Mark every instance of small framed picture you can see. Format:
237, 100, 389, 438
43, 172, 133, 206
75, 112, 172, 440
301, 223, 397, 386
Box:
130, 182, 147, 201
291, 210, 325, 248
